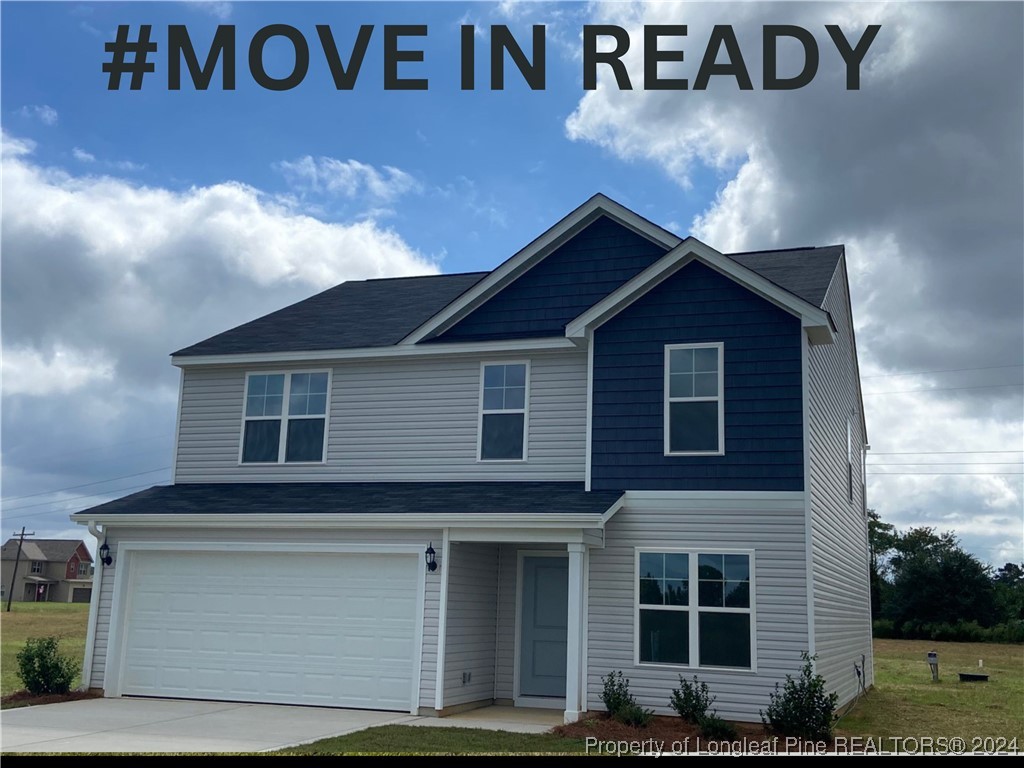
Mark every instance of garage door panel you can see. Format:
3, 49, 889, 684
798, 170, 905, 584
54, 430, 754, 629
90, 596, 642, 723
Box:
118, 551, 419, 711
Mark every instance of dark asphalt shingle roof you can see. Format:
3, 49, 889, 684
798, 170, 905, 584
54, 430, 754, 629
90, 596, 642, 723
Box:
171, 237, 842, 358
0, 539, 88, 562
173, 272, 487, 357
70, 483, 623, 518
727, 245, 843, 308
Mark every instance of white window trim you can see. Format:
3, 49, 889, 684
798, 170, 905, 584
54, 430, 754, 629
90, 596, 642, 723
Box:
238, 370, 332, 466
78, 561, 90, 577
663, 342, 725, 457
31, 561, 42, 574
633, 546, 757, 673
847, 417, 855, 504
477, 360, 530, 463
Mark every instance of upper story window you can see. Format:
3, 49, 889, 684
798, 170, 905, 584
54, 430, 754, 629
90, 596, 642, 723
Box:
241, 372, 330, 464
479, 362, 528, 461
847, 418, 854, 503
637, 549, 754, 670
78, 561, 90, 577
30, 561, 42, 574
664, 343, 724, 456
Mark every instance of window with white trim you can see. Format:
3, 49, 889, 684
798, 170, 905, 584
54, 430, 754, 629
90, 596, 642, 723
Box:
242, 372, 329, 464
78, 561, 90, 577
665, 343, 724, 455
637, 549, 753, 669
30, 561, 42, 574
847, 418, 854, 503
479, 362, 528, 461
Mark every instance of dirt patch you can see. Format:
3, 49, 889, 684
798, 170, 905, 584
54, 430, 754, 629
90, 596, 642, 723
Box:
556, 715, 829, 755
1, 689, 100, 710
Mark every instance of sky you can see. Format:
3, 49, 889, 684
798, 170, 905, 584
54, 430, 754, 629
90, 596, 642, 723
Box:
1, 1, 1021, 566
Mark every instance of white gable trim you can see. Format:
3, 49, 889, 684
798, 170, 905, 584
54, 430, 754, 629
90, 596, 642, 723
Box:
398, 194, 679, 346
565, 237, 834, 345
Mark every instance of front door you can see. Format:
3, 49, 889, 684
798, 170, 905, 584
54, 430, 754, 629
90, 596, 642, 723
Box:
519, 555, 568, 698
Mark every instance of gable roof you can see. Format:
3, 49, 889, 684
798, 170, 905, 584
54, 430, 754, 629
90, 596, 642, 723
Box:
69, 483, 623, 525
0, 539, 89, 563
170, 195, 843, 360
173, 272, 487, 358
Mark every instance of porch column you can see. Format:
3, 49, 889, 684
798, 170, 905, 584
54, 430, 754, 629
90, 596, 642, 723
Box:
564, 542, 585, 724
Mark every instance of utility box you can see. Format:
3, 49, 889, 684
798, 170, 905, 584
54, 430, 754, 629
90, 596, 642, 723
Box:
927, 651, 939, 682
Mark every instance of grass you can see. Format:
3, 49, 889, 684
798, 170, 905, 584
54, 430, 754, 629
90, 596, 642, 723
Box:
0, 602, 90, 697
838, 639, 1024, 742
276, 725, 587, 754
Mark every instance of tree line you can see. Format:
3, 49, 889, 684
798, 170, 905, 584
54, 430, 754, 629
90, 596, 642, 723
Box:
868, 510, 1024, 643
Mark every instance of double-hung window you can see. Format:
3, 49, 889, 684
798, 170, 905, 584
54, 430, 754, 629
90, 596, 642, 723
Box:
637, 549, 754, 670
78, 561, 90, 577
241, 372, 329, 464
665, 343, 724, 455
30, 561, 42, 574
479, 362, 528, 461
847, 418, 855, 503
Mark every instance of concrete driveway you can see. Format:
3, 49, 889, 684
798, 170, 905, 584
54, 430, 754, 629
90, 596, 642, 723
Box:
1, 697, 413, 753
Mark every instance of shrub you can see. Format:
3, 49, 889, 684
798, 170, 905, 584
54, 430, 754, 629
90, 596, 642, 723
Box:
670, 675, 714, 724
600, 671, 654, 727
16, 636, 79, 695
872, 618, 896, 638
761, 652, 838, 742
617, 700, 655, 727
699, 713, 738, 740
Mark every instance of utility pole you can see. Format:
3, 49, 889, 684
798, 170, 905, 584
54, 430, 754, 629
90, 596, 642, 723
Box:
5, 527, 35, 612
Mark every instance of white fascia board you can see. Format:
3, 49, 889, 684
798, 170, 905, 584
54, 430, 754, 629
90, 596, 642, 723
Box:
565, 238, 834, 344
398, 195, 680, 346
171, 336, 576, 368
71, 512, 609, 529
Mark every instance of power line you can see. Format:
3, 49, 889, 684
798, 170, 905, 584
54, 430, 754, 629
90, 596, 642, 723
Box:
1, 478, 170, 514
867, 450, 1022, 455
13, 433, 174, 463
863, 383, 1023, 396
862, 364, 1024, 379
1, 467, 172, 503
0, 483, 167, 522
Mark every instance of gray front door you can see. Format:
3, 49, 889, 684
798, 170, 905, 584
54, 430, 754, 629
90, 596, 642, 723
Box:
519, 556, 568, 698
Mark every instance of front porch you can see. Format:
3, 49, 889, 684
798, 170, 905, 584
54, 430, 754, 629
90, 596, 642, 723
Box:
433, 529, 600, 724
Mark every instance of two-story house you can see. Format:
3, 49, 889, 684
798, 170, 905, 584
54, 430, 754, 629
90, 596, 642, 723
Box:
71, 194, 871, 724
1, 539, 94, 603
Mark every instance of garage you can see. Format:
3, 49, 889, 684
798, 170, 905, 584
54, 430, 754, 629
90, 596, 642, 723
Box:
114, 549, 422, 712
71, 587, 92, 603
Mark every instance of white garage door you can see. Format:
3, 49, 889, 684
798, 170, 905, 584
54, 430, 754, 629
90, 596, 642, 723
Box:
118, 550, 420, 711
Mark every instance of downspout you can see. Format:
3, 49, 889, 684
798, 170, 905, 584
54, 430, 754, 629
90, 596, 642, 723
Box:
79, 521, 105, 690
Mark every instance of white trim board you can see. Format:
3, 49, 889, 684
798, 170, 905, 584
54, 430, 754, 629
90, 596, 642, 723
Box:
400, 194, 680, 346
73, 512, 617, 529
565, 239, 834, 345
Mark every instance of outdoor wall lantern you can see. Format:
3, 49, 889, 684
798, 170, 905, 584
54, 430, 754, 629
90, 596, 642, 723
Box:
425, 543, 437, 572
99, 539, 113, 566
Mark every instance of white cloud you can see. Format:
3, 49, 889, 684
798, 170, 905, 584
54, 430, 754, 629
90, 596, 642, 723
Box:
276, 156, 420, 203
2, 346, 114, 396
72, 147, 96, 163
16, 104, 58, 126
188, 1, 232, 21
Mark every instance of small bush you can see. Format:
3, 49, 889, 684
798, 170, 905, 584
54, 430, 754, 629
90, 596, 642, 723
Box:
616, 700, 655, 727
670, 675, 714, 724
872, 618, 896, 638
600, 671, 653, 727
761, 652, 838, 742
699, 713, 738, 740
16, 636, 79, 695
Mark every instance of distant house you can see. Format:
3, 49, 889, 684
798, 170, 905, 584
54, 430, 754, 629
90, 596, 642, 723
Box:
1, 539, 94, 603
72, 195, 871, 723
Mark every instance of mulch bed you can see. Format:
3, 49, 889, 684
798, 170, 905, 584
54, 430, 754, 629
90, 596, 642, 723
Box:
1, 689, 100, 709
556, 715, 831, 755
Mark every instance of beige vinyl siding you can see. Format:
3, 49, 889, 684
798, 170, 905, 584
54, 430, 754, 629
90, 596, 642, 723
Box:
586, 495, 809, 723
86, 527, 442, 710
807, 257, 873, 706
174, 350, 587, 483
443, 543, 499, 707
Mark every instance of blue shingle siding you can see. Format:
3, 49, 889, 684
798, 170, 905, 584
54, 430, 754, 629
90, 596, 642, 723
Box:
435, 216, 668, 341
591, 261, 804, 491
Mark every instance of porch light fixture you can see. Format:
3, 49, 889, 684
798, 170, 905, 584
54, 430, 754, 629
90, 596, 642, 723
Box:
425, 543, 437, 572
99, 539, 113, 567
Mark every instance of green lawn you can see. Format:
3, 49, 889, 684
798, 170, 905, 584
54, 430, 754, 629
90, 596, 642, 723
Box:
277, 725, 586, 755
838, 638, 1024, 742
0, 602, 90, 696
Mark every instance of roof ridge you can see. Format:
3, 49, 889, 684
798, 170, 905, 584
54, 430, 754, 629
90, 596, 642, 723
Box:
356, 270, 490, 283
728, 244, 843, 256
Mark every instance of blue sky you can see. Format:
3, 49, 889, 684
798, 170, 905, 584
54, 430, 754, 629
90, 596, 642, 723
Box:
2, 2, 1021, 565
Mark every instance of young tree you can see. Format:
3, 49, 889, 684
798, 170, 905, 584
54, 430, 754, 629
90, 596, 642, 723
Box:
867, 510, 897, 617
